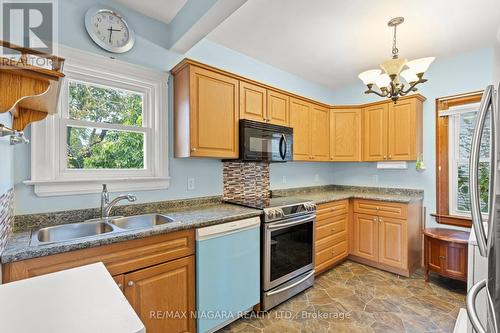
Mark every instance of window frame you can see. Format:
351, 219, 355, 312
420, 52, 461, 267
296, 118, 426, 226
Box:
434, 91, 483, 228
26, 45, 169, 196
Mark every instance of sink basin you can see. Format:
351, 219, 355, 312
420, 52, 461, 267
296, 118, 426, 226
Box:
110, 214, 175, 230
33, 221, 114, 245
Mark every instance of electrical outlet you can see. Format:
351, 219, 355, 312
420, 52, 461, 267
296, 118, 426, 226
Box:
187, 178, 195, 190
282, 176, 287, 184
314, 174, 319, 182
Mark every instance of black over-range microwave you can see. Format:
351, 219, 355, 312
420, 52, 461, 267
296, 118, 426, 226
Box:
239, 120, 293, 162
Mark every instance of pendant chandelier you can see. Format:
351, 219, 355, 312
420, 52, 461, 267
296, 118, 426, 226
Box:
358, 17, 434, 102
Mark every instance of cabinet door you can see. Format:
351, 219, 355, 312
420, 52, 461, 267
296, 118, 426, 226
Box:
388, 98, 417, 160
113, 274, 124, 291
442, 243, 467, 281
190, 66, 239, 158
330, 108, 361, 161
425, 237, 443, 273
240, 81, 267, 122
310, 103, 330, 161
353, 213, 379, 261
267, 90, 289, 126
290, 97, 311, 161
363, 104, 388, 161
378, 216, 407, 269
124, 256, 195, 333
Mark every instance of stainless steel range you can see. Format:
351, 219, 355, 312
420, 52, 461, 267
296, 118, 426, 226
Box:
226, 197, 316, 311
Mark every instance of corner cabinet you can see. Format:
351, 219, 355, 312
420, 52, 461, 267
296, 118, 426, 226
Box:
290, 97, 329, 161
173, 63, 239, 158
362, 96, 424, 161
330, 108, 362, 161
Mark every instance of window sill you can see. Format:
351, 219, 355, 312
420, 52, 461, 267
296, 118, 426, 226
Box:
431, 213, 472, 228
24, 177, 171, 197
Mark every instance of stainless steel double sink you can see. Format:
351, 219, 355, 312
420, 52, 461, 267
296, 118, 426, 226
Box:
30, 214, 175, 246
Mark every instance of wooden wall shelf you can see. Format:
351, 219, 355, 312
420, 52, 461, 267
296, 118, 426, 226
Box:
0, 41, 65, 131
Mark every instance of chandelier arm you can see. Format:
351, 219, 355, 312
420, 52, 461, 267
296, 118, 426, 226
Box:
365, 85, 389, 98
399, 78, 427, 95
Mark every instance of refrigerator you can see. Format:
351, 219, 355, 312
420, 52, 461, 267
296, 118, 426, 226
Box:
467, 84, 499, 333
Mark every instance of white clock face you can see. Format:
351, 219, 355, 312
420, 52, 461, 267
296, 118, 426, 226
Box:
85, 7, 135, 53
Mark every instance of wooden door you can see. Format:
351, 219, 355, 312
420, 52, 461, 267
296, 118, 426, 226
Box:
330, 108, 362, 161
240, 81, 267, 122
189, 66, 239, 158
363, 103, 388, 161
378, 216, 407, 269
267, 90, 289, 126
124, 256, 195, 333
353, 213, 379, 261
310, 103, 330, 161
425, 237, 443, 273
388, 98, 417, 160
441, 243, 467, 281
290, 97, 311, 161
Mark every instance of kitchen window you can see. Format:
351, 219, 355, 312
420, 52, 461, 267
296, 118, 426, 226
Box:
27, 46, 169, 196
435, 91, 487, 227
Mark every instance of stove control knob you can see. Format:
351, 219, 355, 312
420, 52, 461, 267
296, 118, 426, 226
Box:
268, 210, 276, 219
276, 209, 284, 218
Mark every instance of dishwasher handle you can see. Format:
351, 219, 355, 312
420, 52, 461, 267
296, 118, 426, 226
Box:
196, 217, 260, 240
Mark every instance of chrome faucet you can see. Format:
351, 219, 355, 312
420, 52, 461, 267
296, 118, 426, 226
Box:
100, 184, 137, 219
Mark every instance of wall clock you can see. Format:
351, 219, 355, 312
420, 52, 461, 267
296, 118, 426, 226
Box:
85, 6, 135, 53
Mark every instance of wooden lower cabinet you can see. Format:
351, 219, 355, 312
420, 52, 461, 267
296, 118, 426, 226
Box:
352, 213, 379, 262
125, 256, 195, 333
424, 228, 469, 282
2, 230, 196, 333
315, 200, 350, 274
350, 199, 422, 277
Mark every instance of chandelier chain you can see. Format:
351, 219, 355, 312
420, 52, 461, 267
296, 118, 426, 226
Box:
392, 24, 399, 58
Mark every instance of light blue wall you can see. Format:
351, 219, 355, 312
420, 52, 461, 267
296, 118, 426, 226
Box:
0, 114, 14, 196
329, 48, 495, 228
13, 0, 336, 214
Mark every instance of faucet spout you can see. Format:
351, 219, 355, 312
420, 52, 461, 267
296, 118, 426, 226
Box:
100, 184, 137, 219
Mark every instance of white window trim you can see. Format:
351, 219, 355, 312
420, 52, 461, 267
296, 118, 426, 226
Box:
448, 104, 489, 218
25, 45, 170, 197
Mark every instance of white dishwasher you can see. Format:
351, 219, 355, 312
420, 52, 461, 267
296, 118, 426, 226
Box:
196, 217, 260, 333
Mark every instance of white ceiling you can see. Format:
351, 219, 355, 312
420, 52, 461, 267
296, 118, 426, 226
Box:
207, 0, 500, 89
113, 0, 187, 24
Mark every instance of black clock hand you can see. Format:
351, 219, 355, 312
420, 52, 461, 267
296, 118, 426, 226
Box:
107, 26, 122, 43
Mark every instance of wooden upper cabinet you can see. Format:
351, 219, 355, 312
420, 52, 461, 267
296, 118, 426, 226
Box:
388, 98, 422, 160
240, 81, 267, 122
124, 256, 195, 333
173, 64, 239, 158
330, 108, 361, 161
290, 97, 312, 161
353, 213, 379, 261
363, 103, 388, 161
267, 90, 289, 126
310, 103, 330, 161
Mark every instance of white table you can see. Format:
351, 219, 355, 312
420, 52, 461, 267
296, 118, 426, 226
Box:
0, 262, 145, 333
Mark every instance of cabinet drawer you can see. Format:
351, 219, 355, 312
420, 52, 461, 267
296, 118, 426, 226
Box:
354, 199, 407, 219
316, 215, 347, 241
316, 231, 346, 252
315, 240, 348, 267
317, 200, 349, 219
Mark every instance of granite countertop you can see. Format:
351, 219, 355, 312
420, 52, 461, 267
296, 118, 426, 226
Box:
272, 185, 424, 205
1, 201, 261, 263
2, 185, 423, 264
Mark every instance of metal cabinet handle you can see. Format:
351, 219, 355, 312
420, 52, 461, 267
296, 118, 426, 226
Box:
331, 228, 336, 232
379, 218, 383, 222
191, 147, 197, 152
373, 218, 377, 222
466, 279, 487, 333
438, 255, 446, 260
383, 155, 387, 160
388, 155, 392, 159
469, 85, 494, 257
127, 281, 134, 287
117, 283, 122, 288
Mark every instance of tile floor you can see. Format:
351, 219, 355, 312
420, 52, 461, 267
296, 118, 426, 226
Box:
219, 260, 466, 333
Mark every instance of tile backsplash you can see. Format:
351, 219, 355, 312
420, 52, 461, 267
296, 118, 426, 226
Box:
223, 161, 270, 201
0, 188, 14, 254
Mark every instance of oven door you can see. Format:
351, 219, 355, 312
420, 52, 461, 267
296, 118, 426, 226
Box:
241, 121, 292, 162
263, 214, 315, 291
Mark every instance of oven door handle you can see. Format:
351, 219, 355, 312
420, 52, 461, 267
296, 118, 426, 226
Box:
265, 270, 315, 296
267, 215, 315, 230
